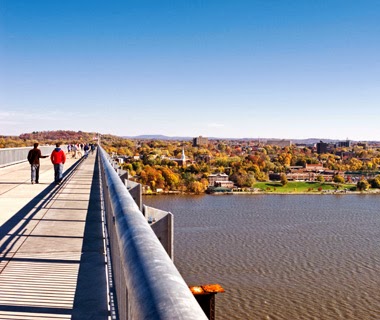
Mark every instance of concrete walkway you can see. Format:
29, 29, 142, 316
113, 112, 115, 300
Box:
0, 153, 108, 319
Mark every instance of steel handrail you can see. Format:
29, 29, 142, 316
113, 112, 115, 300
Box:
99, 146, 207, 320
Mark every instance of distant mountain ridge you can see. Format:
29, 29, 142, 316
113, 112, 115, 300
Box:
123, 135, 376, 144
4, 131, 376, 145
124, 134, 192, 141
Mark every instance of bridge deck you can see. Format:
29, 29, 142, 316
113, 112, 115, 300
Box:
0, 153, 108, 319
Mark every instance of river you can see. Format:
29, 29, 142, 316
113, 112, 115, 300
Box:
143, 194, 380, 320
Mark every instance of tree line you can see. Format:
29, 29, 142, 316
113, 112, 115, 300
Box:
2, 131, 380, 193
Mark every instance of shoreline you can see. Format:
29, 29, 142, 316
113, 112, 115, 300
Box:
143, 190, 380, 196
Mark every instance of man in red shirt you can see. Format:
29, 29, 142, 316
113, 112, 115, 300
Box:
50, 143, 66, 184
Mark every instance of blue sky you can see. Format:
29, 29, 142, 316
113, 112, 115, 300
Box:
1, 0, 379, 140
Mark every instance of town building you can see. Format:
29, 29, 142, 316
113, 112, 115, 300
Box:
337, 140, 351, 148
317, 141, 328, 154
305, 163, 324, 172
265, 139, 292, 148
194, 154, 212, 163
208, 173, 230, 186
193, 136, 209, 147
357, 142, 368, 149
172, 148, 187, 166
271, 162, 343, 182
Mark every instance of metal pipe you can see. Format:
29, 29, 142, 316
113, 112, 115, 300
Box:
99, 147, 207, 320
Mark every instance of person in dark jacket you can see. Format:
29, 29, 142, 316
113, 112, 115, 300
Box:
27, 143, 48, 184
50, 143, 66, 184
83, 143, 90, 158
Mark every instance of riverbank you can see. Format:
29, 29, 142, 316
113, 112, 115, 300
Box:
231, 190, 380, 195
143, 189, 380, 196
142, 181, 380, 196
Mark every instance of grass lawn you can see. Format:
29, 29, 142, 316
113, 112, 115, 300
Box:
253, 181, 356, 193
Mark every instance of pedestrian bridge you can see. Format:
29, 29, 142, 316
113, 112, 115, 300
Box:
0, 147, 212, 320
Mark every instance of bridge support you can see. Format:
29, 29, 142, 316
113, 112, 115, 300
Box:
190, 284, 225, 320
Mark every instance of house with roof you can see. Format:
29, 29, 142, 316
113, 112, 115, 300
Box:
208, 173, 234, 188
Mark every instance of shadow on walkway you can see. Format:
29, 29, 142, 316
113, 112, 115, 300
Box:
71, 155, 108, 319
0, 159, 84, 255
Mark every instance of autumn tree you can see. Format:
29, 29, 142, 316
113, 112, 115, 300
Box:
230, 171, 256, 188
348, 158, 363, 171
333, 174, 345, 184
280, 173, 288, 186
256, 171, 268, 182
369, 176, 380, 189
357, 178, 370, 191
187, 181, 206, 194
160, 167, 180, 190
316, 175, 325, 183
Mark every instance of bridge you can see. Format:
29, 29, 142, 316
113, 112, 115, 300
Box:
0, 146, 221, 319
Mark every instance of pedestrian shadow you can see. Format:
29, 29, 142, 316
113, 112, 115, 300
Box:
0, 158, 84, 255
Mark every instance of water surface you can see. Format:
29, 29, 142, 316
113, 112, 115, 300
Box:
144, 195, 380, 320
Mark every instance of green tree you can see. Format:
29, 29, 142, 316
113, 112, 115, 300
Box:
230, 173, 256, 188
244, 174, 256, 188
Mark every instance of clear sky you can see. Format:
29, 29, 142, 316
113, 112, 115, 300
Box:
1, 0, 379, 140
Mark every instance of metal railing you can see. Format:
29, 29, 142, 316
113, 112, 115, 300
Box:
99, 146, 208, 320
0, 145, 68, 167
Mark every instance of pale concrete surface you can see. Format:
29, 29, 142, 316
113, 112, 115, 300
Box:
0, 153, 108, 320
0, 156, 79, 226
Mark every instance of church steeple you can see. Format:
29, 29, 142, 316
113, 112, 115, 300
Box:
181, 147, 186, 162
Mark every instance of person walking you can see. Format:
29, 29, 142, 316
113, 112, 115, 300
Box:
50, 143, 66, 184
83, 143, 90, 158
27, 143, 48, 184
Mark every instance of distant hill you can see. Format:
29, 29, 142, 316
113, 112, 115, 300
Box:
1, 130, 102, 148
19, 130, 99, 142
4, 131, 376, 145
124, 134, 193, 140
123, 135, 376, 144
